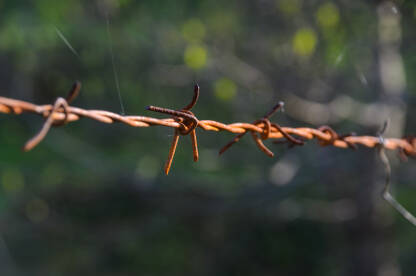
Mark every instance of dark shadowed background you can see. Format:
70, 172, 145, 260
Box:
0, 0, 416, 275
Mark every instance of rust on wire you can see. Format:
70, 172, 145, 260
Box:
146, 84, 200, 175
1, 81, 416, 224
0, 81, 415, 163
219, 101, 303, 156
318, 125, 358, 150
23, 81, 82, 151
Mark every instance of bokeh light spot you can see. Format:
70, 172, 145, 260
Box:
182, 18, 206, 43
276, 0, 302, 15
316, 2, 340, 28
184, 45, 207, 70
2, 168, 24, 194
292, 28, 318, 57
26, 198, 49, 223
214, 78, 237, 102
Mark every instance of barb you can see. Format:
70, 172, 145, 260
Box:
1, 85, 415, 158
146, 84, 200, 175
219, 101, 303, 156
1, 82, 416, 223
22, 81, 81, 151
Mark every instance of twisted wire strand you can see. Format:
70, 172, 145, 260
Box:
1, 88, 416, 225
1, 96, 415, 156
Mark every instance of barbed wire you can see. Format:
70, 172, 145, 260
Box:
1, 82, 415, 224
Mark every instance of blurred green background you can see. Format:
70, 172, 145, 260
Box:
1, 0, 416, 275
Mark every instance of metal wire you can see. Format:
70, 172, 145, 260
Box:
1, 83, 415, 225
1, 94, 415, 159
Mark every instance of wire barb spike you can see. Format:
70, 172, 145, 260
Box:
219, 101, 302, 156
66, 81, 81, 104
22, 82, 81, 151
146, 84, 200, 175
1, 83, 416, 225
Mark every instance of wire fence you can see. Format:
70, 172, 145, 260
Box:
1, 82, 415, 224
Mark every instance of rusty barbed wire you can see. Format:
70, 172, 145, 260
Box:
1, 81, 416, 224
1, 82, 415, 167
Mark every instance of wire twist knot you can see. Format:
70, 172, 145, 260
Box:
220, 101, 304, 157
146, 84, 200, 175
23, 81, 81, 151
318, 125, 357, 150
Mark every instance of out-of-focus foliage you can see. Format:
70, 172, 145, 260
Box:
0, 0, 416, 275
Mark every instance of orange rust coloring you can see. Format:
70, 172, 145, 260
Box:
23, 81, 81, 151
219, 101, 302, 157
0, 82, 415, 170
146, 84, 200, 175
1, 82, 416, 226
